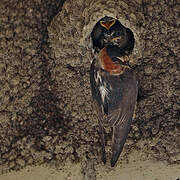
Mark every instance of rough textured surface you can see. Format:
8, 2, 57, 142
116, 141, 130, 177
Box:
0, 0, 179, 177
0, 0, 67, 174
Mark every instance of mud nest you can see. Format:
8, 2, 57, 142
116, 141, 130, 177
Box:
0, 0, 179, 174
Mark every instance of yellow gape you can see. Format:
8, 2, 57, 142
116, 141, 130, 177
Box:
100, 19, 116, 30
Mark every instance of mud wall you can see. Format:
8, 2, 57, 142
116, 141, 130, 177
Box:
0, 0, 179, 174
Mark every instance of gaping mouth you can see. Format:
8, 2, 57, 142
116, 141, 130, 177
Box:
100, 19, 116, 30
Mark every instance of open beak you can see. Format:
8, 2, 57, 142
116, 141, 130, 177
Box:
100, 19, 116, 30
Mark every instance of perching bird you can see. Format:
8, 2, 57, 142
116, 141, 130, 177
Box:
91, 16, 135, 55
90, 45, 138, 167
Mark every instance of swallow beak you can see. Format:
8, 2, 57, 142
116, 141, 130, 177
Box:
100, 19, 116, 30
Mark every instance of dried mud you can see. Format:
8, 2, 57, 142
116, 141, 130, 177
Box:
0, 0, 179, 179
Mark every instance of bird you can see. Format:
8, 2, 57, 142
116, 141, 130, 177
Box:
90, 45, 138, 167
91, 16, 135, 55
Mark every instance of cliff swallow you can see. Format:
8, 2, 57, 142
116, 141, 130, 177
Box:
91, 16, 135, 55
90, 45, 138, 167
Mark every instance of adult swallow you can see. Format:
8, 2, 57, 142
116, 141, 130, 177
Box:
91, 16, 135, 55
90, 45, 138, 167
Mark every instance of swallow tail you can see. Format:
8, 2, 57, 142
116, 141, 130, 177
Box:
111, 123, 131, 167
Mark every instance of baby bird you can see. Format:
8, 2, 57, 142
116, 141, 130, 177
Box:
91, 16, 135, 55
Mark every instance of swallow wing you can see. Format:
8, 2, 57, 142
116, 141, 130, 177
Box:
105, 68, 137, 167
109, 72, 137, 167
107, 70, 137, 126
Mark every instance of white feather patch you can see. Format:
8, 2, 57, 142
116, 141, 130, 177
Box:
99, 84, 109, 103
95, 71, 102, 84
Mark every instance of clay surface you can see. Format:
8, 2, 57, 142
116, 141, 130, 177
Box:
0, 0, 179, 179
